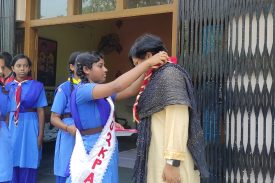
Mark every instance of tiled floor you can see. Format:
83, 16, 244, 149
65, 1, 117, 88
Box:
38, 136, 137, 183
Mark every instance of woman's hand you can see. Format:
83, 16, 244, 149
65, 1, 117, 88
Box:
162, 164, 181, 183
67, 125, 77, 136
145, 51, 169, 67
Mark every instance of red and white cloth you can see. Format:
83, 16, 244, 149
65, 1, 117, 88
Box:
70, 97, 116, 183
13, 77, 32, 126
133, 57, 176, 123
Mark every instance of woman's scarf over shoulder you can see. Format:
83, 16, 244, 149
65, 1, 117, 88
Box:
133, 63, 209, 183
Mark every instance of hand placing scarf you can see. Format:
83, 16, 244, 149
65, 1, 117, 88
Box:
133, 58, 175, 123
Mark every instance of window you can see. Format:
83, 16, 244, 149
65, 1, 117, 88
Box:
126, 0, 173, 9
37, 0, 67, 19
80, 0, 116, 14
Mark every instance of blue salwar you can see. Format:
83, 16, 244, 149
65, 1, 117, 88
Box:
11, 167, 37, 183
56, 176, 67, 183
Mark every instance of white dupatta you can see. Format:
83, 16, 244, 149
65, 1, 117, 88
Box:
70, 97, 116, 183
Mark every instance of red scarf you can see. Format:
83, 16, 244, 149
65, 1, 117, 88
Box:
14, 76, 32, 126
0, 72, 14, 84
133, 57, 177, 123
5, 75, 15, 84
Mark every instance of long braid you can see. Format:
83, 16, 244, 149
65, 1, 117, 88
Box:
68, 66, 74, 93
76, 63, 89, 83
67, 51, 81, 92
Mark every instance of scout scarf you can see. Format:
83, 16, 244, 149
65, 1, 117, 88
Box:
13, 77, 32, 125
132, 57, 177, 123
67, 77, 81, 85
0, 72, 14, 84
70, 97, 116, 183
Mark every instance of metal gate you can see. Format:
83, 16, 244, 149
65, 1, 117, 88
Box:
177, 0, 275, 182
0, 0, 15, 53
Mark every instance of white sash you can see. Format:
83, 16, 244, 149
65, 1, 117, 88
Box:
70, 97, 116, 183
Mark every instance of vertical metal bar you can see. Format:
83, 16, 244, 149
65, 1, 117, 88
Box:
269, 3, 275, 182
252, 1, 262, 182
222, 0, 230, 182
238, 2, 246, 182
0, 0, 15, 53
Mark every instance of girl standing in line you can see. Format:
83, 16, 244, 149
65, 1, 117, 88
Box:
0, 61, 12, 183
67, 51, 168, 183
50, 52, 81, 183
0, 52, 14, 84
8, 54, 47, 183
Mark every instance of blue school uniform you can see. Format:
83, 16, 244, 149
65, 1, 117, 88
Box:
51, 81, 76, 182
66, 83, 118, 183
0, 86, 12, 182
8, 80, 47, 170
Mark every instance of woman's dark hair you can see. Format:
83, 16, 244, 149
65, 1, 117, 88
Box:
128, 34, 168, 63
12, 54, 32, 76
75, 51, 104, 83
68, 51, 81, 92
0, 52, 12, 69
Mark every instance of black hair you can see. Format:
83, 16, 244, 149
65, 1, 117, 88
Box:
0, 52, 12, 69
75, 51, 104, 83
128, 34, 168, 63
0, 52, 13, 89
68, 51, 81, 92
68, 51, 81, 66
12, 54, 32, 76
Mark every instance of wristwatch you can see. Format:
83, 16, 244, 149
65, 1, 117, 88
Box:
166, 159, 181, 167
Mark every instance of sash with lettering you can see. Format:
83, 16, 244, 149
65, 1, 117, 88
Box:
70, 86, 116, 183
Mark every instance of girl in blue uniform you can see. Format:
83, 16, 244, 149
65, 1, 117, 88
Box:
0, 75, 12, 183
8, 54, 47, 183
50, 52, 81, 183
67, 51, 168, 183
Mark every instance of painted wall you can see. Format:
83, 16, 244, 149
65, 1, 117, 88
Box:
38, 24, 93, 86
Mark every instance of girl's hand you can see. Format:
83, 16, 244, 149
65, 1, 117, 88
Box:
115, 122, 124, 130
67, 125, 77, 136
146, 51, 169, 67
37, 137, 43, 149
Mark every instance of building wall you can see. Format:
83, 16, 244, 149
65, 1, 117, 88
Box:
38, 24, 94, 85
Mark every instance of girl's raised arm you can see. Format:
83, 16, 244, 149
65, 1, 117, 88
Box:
92, 51, 168, 100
